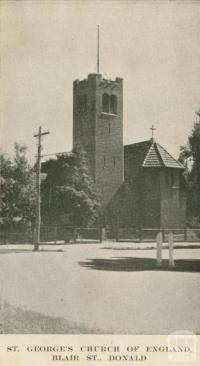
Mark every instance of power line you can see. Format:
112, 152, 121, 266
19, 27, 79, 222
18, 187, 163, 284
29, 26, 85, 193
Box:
33, 126, 50, 251
41, 151, 71, 158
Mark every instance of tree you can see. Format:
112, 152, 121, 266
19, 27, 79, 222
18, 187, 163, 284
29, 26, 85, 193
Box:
41, 152, 100, 227
0, 143, 36, 229
179, 111, 200, 223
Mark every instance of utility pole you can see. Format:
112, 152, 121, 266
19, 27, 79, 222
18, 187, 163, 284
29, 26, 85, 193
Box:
33, 126, 50, 251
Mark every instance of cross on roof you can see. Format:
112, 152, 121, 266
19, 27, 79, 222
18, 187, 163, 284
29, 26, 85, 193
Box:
150, 125, 156, 139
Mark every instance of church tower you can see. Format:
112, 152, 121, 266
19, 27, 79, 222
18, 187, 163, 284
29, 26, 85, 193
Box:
73, 73, 124, 208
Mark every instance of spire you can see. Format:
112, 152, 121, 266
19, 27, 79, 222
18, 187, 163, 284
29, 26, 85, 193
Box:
97, 25, 100, 74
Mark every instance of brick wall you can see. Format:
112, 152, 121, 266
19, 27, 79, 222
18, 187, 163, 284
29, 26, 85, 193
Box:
106, 167, 186, 229
73, 75, 97, 177
138, 169, 161, 228
104, 181, 140, 228
73, 74, 124, 209
160, 169, 186, 228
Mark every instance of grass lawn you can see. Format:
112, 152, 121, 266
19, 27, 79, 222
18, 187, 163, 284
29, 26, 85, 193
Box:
0, 302, 104, 334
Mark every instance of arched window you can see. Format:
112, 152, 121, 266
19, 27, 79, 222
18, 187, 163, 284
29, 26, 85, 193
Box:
102, 93, 110, 113
102, 93, 118, 114
165, 171, 169, 184
103, 156, 106, 168
170, 171, 174, 186
82, 94, 87, 111
110, 95, 117, 114
76, 94, 87, 113
165, 170, 175, 186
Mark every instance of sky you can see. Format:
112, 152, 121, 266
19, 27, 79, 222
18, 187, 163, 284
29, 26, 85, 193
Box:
1, 0, 200, 163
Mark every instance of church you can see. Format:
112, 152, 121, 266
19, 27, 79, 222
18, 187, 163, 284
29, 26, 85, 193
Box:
73, 72, 186, 229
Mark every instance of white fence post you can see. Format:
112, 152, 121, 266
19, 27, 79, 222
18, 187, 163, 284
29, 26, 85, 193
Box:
169, 232, 175, 268
100, 228, 106, 243
156, 231, 163, 267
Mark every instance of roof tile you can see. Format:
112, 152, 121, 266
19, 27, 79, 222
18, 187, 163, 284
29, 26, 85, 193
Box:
124, 139, 184, 169
142, 141, 183, 169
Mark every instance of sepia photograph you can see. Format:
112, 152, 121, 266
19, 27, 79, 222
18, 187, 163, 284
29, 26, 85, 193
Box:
0, 0, 200, 342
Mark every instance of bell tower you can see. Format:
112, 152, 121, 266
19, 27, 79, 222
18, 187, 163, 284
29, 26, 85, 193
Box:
73, 26, 123, 208
73, 73, 124, 208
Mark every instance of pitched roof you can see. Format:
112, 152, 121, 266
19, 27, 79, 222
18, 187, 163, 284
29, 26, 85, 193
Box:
125, 139, 184, 169
156, 143, 183, 169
